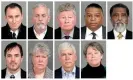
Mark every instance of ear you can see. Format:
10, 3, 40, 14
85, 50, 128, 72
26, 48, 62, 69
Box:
48, 15, 50, 22
101, 54, 103, 59
21, 56, 23, 63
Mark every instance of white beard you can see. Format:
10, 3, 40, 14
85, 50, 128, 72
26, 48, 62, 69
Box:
114, 23, 126, 33
37, 23, 46, 30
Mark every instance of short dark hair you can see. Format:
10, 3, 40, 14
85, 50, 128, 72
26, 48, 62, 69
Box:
85, 3, 103, 13
110, 3, 129, 17
4, 42, 23, 57
5, 3, 22, 15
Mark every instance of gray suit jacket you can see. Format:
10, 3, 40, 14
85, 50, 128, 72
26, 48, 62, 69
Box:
81, 26, 106, 39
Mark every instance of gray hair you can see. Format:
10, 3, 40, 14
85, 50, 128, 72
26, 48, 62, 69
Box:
31, 43, 50, 57
83, 42, 104, 57
32, 3, 50, 16
57, 3, 76, 15
58, 42, 76, 55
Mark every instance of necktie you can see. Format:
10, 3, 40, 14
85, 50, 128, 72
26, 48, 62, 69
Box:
12, 33, 16, 39
64, 36, 70, 39
10, 75, 15, 78
117, 32, 123, 39
91, 32, 96, 39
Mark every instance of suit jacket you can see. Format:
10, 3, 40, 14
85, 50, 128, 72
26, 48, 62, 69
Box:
55, 66, 80, 78
55, 26, 79, 39
1, 68, 26, 78
1, 23, 26, 39
28, 25, 53, 39
108, 29, 132, 39
81, 26, 106, 39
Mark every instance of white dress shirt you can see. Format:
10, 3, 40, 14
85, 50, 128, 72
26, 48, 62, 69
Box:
62, 66, 76, 79
5, 69, 21, 78
85, 26, 103, 40
61, 29, 74, 40
10, 29, 19, 38
33, 26, 47, 40
113, 29, 126, 40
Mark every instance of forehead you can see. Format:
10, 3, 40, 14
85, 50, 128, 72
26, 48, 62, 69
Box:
86, 7, 103, 13
33, 6, 48, 12
6, 7, 21, 14
6, 46, 20, 54
60, 48, 74, 54
33, 49, 48, 56
59, 10, 75, 16
112, 7, 127, 14
87, 47, 98, 52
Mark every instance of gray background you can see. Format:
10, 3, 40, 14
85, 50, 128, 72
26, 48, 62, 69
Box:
1, 41, 26, 71
28, 1, 53, 28
108, 2, 132, 31
55, 1, 80, 29
81, 1, 106, 27
1, 1, 26, 27
55, 41, 80, 69
28, 41, 53, 71
81, 41, 106, 68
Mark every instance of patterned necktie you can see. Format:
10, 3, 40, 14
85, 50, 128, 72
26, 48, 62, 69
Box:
10, 75, 15, 78
91, 32, 96, 39
12, 33, 16, 39
64, 36, 70, 39
117, 32, 123, 39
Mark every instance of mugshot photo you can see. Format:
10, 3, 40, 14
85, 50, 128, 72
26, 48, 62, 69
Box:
1, 41, 26, 78
28, 1, 53, 39
28, 41, 53, 78
1, 2, 26, 39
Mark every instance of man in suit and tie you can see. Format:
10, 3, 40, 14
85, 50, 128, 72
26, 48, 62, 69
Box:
55, 3, 79, 39
28, 3, 53, 40
55, 42, 80, 79
81, 3, 106, 40
2, 3, 26, 39
1, 42, 26, 78
108, 3, 132, 39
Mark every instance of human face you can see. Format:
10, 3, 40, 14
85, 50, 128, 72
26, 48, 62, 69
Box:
32, 6, 50, 31
59, 48, 77, 69
5, 7, 23, 31
32, 51, 48, 70
86, 47, 103, 67
6, 46, 23, 72
111, 8, 128, 32
85, 7, 103, 31
57, 11, 76, 31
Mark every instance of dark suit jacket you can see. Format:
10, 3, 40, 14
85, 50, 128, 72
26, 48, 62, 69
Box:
55, 26, 79, 39
55, 66, 80, 78
1, 23, 26, 39
28, 25, 53, 39
1, 68, 26, 78
81, 26, 106, 39
108, 29, 132, 39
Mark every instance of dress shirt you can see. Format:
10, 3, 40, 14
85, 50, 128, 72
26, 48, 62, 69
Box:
62, 66, 76, 79
85, 26, 103, 40
10, 29, 19, 39
113, 29, 126, 40
5, 69, 21, 78
61, 29, 74, 39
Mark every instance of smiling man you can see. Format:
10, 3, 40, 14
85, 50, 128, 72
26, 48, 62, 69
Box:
1, 42, 26, 78
55, 42, 79, 79
2, 3, 26, 39
81, 3, 106, 40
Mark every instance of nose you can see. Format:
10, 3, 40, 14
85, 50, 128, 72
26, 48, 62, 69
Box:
39, 16, 43, 21
39, 57, 43, 62
11, 56, 15, 61
65, 55, 70, 60
65, 17, 69, 23
12, 17, 16, 24
90, 15, 96, 21
118, 15, 122, 21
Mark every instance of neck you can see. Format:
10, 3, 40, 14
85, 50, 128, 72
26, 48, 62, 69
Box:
7, 68, 20, 74
87, 25, 101, 32
63, 66, 74, 72
89, 63, 101, 67
33, 67, 45, 75
62, 29, 73, 36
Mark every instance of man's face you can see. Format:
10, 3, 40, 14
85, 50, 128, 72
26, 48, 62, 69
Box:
86, 47, 103, 67
57, 11, 76, 31
6, 46, 23, 72
32, 51, 48, 70
5, 7, 23, 31
111, 7, 128, 32
59, 48, 77, 69
85, 7, 103, 31
32, 6, 50, 31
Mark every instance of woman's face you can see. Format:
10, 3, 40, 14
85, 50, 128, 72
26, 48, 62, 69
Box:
86, 47, 103, 67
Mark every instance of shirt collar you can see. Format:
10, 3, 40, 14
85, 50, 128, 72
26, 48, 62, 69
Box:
6, 69, 21, 78
33, 26, 47, 40
61, 66, 76, 76
61, 28, 74, 39
10, 29, 19, 38
113, 29, 126, 39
